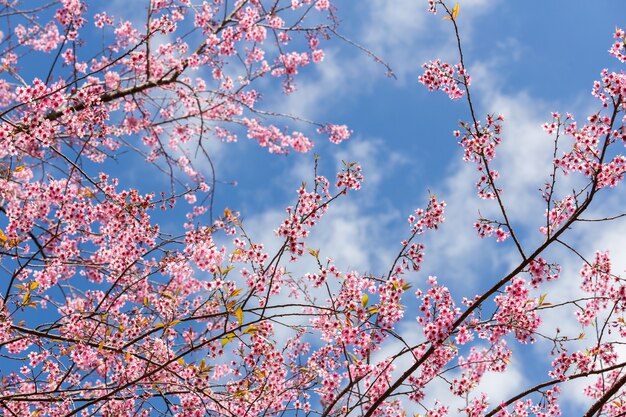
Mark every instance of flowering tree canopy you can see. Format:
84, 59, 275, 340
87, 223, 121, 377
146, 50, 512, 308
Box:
0, 0, 625, 416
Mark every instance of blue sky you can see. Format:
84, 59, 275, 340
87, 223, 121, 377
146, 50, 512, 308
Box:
204, 1, 625, 413
2, 0, 626, 414
101, 0, 625, 413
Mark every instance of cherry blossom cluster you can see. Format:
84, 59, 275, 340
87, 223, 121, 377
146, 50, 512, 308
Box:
335, 161, 364, 190
360, 360, 398, 416
454, 114, 506, 203
541, 111, 570, 135
318, 123, 353, 144
427, 0, 438, 14
592, 69, 626, 109
404, 242, 425, 271
584, 369, 625, 411
548, 114, 596, 170
55, 0, 87, 39
272, 52, 311, 93
242, 118, 314, 154
376, 276, 410, 329
230, 238, 269, 265
408, 194, 446, 235
596, 154, 626, 188
527, 257, 560, 288
609, 26, 626, 62
14, 22, 62, 53
550, 345, 623, 416
551, 343, 618, 383
453, 340, 511, 396
391, 196, 446, 276
474, 219, 510, 242
463, 393, 490, 417
275, 174, 334, 256
416, 276, 460, 343
425, 403, 450, 417
407, 343, 457, 404
184, 226, 226, 273
539, 195, 576, 235
310, 271, 373, 346
475, 169, 501, 200
547, 110, 626, 189
496, 387, 561, 417
576, 251, 622, 326
0, 303, 11, 350
419, 60, 470, 100
456, 114, 504, 165
304, 261, 342, 288
492, 278, 541, 344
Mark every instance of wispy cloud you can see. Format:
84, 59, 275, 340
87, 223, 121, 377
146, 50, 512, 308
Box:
355, 0, 496, 82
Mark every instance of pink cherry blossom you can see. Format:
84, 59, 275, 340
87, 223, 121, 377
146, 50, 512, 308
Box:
0, 2, 624, 417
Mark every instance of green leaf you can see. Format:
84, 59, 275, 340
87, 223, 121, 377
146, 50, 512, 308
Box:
221, 332, 235, 347
538, 293, 548, 307
443, 2, 459, 20
235, 307, 243, 326
244, 325, 257, 334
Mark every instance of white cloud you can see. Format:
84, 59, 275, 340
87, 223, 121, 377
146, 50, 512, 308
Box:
162, 2, 626, 413
268, 47, 376, 123
424, 49, 626, 413
354, 0, 496, 82
263, 0, 500, 124
246, 137, 406, 274
419, 49, 602, 286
